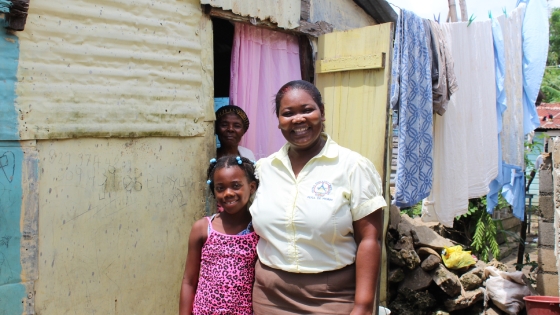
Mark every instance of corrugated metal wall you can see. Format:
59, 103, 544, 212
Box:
201, 0, 301, 29
310, 0, 376, 31
2, 0, 215, 313
15, 0, 213, 140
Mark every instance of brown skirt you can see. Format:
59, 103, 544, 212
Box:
252, 260, 356, 315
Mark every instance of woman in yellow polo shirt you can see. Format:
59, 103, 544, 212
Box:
250, 80, 387, 315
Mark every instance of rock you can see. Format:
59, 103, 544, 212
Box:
388, 288, 436, 315
388, 268, 405, 283
421, 254, 442, 271
399, 268, 432, 291
463, 267, 483, 279
400, 249, 421, 270
389, 204, 401, 230
487, 259, 508, 272
389, 247, 406, 267
432, 264, 462, 297
394, 236, 415, 251
417, 247, 441, 258
443, 288, 485, 312
398, 215, 454, 250
459, 272, 483, 291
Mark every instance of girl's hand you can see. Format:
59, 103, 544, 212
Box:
350, 304, 373, 315
179, 218, 207, 315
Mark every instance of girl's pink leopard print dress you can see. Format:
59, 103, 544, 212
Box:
192, 216, 259, 315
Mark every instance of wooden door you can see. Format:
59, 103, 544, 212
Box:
315, 22, 394, 306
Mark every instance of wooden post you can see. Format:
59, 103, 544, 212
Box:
458, 0, 468, 22
448, 0, 458, 22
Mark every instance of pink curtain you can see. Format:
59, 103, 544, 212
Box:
230, 23, 302, 159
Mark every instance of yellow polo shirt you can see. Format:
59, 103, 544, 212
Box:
250, 134, 386, 273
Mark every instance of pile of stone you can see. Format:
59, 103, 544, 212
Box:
386, 211, 510, 315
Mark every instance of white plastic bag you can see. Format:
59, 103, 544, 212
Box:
484, 266, 533, 314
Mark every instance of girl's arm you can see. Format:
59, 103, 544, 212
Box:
351, 208, 383, 315
179, 218, 207, 315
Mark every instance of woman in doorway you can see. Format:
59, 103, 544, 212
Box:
215, 105, 255, 161
250, 80, 386, 315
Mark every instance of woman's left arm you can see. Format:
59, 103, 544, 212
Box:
351, 208, 383, 315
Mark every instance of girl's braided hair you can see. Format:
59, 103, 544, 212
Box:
206, 155, 259, 196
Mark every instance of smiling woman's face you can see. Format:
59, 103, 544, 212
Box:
216, 113, 246, 148
277, 89, 325, 151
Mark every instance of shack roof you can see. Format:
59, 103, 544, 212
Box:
537, 103, 560, 130
353, 0, 398, 23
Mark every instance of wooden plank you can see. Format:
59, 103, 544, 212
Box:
316, 53, 385, 73
315, 23, 394, 308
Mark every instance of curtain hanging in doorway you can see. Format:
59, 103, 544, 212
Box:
229, 23, 302, 159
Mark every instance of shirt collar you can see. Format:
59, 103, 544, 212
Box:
274, 133, 339, 163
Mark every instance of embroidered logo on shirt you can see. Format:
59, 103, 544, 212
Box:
312, 181, 332, 197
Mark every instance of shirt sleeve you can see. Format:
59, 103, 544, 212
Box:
348, 156, 387, 221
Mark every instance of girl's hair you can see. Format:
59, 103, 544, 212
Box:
274, 80, 324, 117
206, 155, 259, 196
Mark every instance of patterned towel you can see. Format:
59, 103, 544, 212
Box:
390, 10, 433, 208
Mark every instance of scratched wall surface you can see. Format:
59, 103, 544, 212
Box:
34, 135, 213, 314
310, 0, 376, 31
201, 0, 301, 29
0, 141, 38, 315
14, 0, 213, 140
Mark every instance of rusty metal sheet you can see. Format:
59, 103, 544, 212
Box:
14, 0, 213, 140
310, 0, 376, 31
201, 0, 300, 29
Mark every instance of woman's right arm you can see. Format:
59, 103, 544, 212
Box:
179, 219, 206, 315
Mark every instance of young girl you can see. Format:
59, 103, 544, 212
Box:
179, 155, 259, 315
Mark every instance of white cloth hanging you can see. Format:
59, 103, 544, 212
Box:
422, 20, 498, 227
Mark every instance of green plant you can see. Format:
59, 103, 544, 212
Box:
400, 201, 422, 217
455, 197, 503, 262
513, 253, 538, 284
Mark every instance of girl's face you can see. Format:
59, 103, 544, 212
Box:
277, 89, 325, 151
213, 166, 256, 215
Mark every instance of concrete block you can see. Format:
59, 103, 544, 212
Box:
538, 219, 556, 246
540, 169, 553, 194
538, 248, 559, 273
537, 273, 559, 296
540, 195, 555, 220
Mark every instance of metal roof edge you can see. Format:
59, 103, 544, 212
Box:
352, 0, 398, 24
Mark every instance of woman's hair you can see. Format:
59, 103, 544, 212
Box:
215, 105, 250, 131
206, 155, 259, 196
274, 80, 324, 117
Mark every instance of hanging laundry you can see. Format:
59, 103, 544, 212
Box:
518, 0, 549, 135
488, 7, 526, 216
390, 10, 433, 208
486, 16, 507, 214
422, 20, 497, 227
427, 20, 459, 116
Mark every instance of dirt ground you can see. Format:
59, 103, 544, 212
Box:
500, 213, 539, 287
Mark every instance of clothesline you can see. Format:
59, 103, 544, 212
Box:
391, 0, 549, 227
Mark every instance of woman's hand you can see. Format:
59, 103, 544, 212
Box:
351, 208, 384, 315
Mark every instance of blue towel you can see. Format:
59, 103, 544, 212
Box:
518, 0, 549, 135
390, 10, 433, 208
501, 163, 526, 220
487, 18, 507, 214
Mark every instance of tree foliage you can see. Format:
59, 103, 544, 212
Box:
542, 68, 560, 103
548, 8, 560, 66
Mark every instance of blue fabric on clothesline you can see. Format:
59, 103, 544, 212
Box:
518, 0, 549, 135
487, 18, 507, 214
390, 10, 434, 208
501, 163, 526, 221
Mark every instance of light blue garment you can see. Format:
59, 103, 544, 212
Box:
501, 163, 526, 221
487, 18, 507, 214
518, 0, 549, 135
390, 10, 433, 208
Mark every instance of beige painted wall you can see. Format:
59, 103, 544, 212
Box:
34, 135, 214, 314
